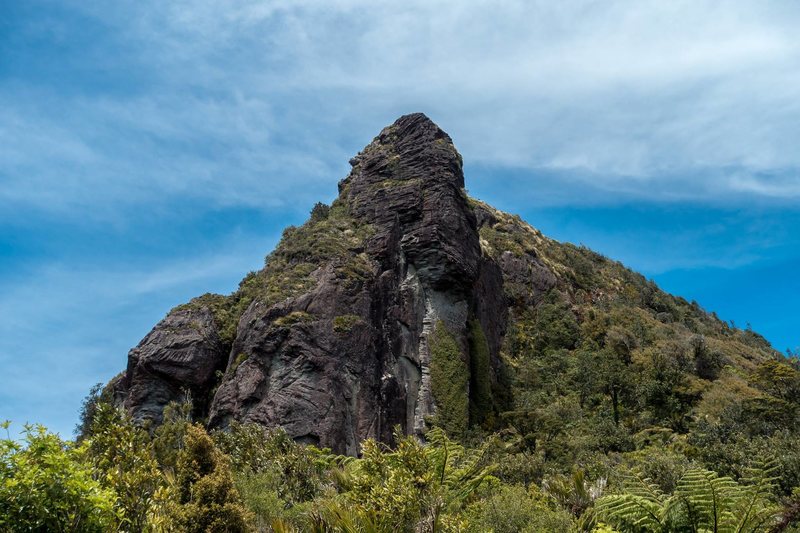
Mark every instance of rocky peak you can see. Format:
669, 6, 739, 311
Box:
342, 113, 479, 291
344, 112, 463, 192
115, 114, 507, 454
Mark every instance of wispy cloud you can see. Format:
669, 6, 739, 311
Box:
3, 0, 800, 222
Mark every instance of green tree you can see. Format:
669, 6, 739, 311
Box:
213, 422, 329, 505
168, 424, 252, 532
0, 422, 118, 532
335, 428, 494, 532
751, 360, 800, 403
85, 404, 163, 532
213, 422, 331, 529
75, 382, 112, 443
152, 399, 193, 474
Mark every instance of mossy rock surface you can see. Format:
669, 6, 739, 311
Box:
429, 321, 469, 437
333, 315, 362, 334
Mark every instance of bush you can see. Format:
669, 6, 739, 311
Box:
213, 422, 330, 505
0, 422, 118, 532
86, 404, 162, 531
168, 424, 252, 532
465, 483, 574, 533
75, 382, 112, 442
534, 298, 580, 353
333, 314, 361, 333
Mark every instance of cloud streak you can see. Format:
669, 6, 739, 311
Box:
3, 0, 800, 222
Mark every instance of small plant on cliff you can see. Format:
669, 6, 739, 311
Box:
333, 314, 361, 333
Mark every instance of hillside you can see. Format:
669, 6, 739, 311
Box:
109, 113, 790, 459
6, 113, 798, 532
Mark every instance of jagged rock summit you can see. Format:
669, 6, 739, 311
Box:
112, 113, 777, 455
116, 113, 519, 454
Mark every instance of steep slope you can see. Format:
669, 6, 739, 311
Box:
112, 113, 783, 455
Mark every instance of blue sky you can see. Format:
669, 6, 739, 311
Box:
1, 0, 798, 438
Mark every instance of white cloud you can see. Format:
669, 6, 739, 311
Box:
3, 0, 800, 219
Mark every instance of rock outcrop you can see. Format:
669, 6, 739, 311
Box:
115, 114, 511, 454
119, 306, 227, 424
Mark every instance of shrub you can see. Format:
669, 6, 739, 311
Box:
596, 467, 780, 532
465, 483, 573, 532
273, 311, 313, 327
152, 399, 193, 474
75, 382, 112, 443
533, 298, 580, 353
213, 423, 330, 505
333, 314, 361, 334
86, 404, 162, 532
0, 422, 118, 532
169, 424, 252, 532
309, 202, 330, 222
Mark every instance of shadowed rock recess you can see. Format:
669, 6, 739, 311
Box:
112, 113, 777, 455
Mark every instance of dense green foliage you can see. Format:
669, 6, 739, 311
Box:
4, 201, 799, 531
596, 466, 780, 532
468, 320, 494, 427
0, 422, 118, 531
5, 370, 800, 533
86, 404, 162, 531
429, 321, 470, 436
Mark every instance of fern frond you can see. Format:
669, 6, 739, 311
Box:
596, 493, 665, 532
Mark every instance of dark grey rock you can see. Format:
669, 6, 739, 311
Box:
120, 306, 227, 424
117, 113, 522, 453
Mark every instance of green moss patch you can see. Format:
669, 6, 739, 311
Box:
230, 353, 249, 374
429, 321, 469, 437
333, 315, 362, 334
468, 320, 494, 427
273, 311, 313, 327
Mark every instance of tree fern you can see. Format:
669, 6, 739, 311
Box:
595, 472, 668, 532
596, 467, 780, 533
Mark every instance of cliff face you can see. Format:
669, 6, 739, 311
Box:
117, 114, 510, 454
114, 113, 778, 455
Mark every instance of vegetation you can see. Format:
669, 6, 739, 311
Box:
468, 320, 494, 427
596, 466, 780, 532
333, 314, 362, 333
3, 201, 799, 531
4, 356, 800, 533
0, 422, 118, 531
429, 321, 470, 437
